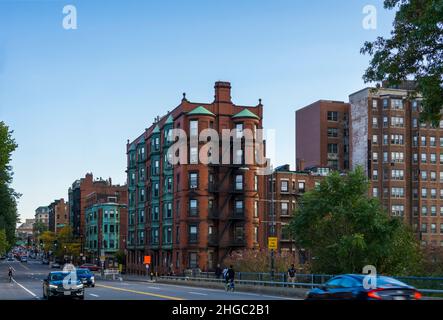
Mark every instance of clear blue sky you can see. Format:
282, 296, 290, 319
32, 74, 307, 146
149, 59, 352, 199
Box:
0, 0, 394, 222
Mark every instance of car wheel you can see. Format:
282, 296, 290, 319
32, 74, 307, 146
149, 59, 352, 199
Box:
91, 284, 95, 288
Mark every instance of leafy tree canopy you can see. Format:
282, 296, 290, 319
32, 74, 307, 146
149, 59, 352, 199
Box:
361, 0, 443, 125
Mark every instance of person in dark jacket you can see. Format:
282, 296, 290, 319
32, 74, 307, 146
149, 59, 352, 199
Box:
215, 264, 222, 279
225, 265, 235, 291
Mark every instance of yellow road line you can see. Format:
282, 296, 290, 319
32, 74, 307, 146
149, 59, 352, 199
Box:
96, 284, 184, 300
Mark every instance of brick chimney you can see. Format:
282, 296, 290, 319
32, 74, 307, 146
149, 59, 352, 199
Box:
214, 81, 231, 103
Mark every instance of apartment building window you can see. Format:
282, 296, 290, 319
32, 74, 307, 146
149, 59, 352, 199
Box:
372, 100, 378, 109
236, 123, 244, 139
373, 170, 378, 181
383, 117, 388, 128
422, 206, 428, 216
328, 160, 338, 169
298, 182, 306, 193
431, 224, 437, 234
373, 187, 379, 197
254, 200, 259, 218
412, 100, 419, 112
138, 209, 145, 223
152, 206, 159, 221
431, 153, 437, 164
422, 188, 428, 198
235, 175, 243, 191
441, 189, 443, 199
254, 175, 258, 191
281, 180, 289, 192
392, 99, 403, 110
328, 143, 338, 154
391, 187, 404, 198
372, 118, 378, 128
327, 111, 338, 121
431, 205, 437, 216
152, 228, 159, 244
413, 206, 419, 216
391, 152, 404, 163
372, 135, 378, 144
235, 149, 243, 164
373, 152, 378, 162
391, 134, 404, 145
189, 252, 198, 268
383, 152, 389, 163
254, 227, 259, 243
166, 177, 173, 193
421, 136, 427, 146
420, 121, 427, 128
139, 231, 145, 245
383, 99, 389, 109
421, 153, 427, 163
163, 227, 172, 244
130, 172, 136, 186
430, 136, 437, 147
412, 118, 418, 128
234, 226, 245, 241
391, 205, 404, 217
281, 202, 289, 216
391, 169, 404, 180
189, 172, 198, 189
139, 188, 146, 202
431, 189, 437, 199
165, 202, 172, 218
190, 146, 198, 164
153, 182, 159, 197
189, 225, 198, 243
431, 171, 437, 181
190, 120, 198, 137
189, 199, 198, 216
413, 153, 418, 163
440, 120, 443, 128
391, 116, 404, 127
328, 127, 338, 137
382, 134, 388, 145
440, 172, 443, 183
413, 136, 418, 147
235, 200, 244, 215
153, 160, 160, 175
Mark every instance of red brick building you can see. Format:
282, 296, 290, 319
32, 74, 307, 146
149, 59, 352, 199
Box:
48, 198, 69, 234
126, 81, 267, 274
296, 100, 350, 171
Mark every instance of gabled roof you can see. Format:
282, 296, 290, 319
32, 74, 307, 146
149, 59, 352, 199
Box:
187, 106, 215, 116
165, 115, 174, 125
152, 125, 160, 134
232, 109, 260, 119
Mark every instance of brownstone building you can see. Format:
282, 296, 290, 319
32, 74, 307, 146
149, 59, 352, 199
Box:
265, 164, 327, 262
296, 100, 350, 171
48, 198, 69, 234
126, 81, 267, 274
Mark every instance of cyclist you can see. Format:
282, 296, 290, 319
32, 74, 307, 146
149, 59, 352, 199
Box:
8, 266, 14, 282
225, 265, 235, 292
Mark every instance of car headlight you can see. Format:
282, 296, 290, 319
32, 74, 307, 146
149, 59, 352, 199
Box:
90, 276, 95, 282
49, 284, 58, 289
76, 284, 84, 289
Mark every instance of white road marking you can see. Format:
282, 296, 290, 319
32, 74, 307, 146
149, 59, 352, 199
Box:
12, 278, 39, 300
188, 292, 208, 296
89, 293, 99, 297
147, 286, 161, 290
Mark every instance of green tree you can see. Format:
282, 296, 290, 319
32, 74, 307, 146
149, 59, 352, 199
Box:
39, 231, 56, 253
0, 122, 19, 245
361, 0, 443, 125
0, 229, 9, 255
33, 221, 48, 237
289, 167, 422, 275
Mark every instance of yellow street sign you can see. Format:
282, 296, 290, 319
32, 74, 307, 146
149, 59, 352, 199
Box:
268, 237, 278, 250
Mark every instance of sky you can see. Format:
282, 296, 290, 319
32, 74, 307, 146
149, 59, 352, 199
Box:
0, 0, 395, 222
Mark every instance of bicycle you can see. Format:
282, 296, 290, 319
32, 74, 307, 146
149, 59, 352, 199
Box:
225, 279, 235, 292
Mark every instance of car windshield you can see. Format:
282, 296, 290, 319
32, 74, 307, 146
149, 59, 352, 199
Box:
77, 269, 91, 275
50, 273, 68, 281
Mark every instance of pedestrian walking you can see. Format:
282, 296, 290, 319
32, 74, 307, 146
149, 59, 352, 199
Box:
215, 264, 222, 279
287, 264, 297, 288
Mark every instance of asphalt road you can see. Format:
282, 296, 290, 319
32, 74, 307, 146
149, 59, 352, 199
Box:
0, 259, 296, 300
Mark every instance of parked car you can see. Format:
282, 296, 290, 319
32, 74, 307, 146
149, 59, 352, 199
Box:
51, 262, 61, 269
42, 258, 50, 265
20, 256, 28, 263
42, 271, 84, 300
80, 263, 100, 272
76, 268, 95, 287
306, 274, 422, 300
7, 257, 15, 262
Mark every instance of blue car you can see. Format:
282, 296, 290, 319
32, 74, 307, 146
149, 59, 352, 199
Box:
76, 268, 95, 287
306, 274, 422, 300
42, 271, 84, 300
